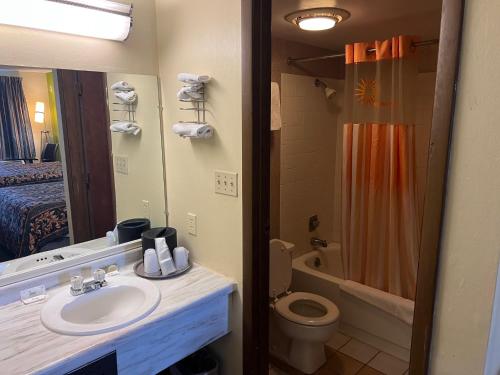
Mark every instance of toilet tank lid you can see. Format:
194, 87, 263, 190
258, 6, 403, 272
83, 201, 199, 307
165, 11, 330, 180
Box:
269, 239, 295, 298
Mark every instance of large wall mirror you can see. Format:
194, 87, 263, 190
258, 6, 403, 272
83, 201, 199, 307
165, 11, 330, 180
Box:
0, 66, 166, 284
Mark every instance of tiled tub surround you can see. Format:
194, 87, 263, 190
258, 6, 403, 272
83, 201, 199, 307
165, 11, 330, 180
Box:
279, 73, 344, 257
0, 257, 235, 374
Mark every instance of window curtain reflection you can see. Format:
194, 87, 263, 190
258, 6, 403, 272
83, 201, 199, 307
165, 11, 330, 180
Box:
0, 76, 36, 160
342, 36, 420, 300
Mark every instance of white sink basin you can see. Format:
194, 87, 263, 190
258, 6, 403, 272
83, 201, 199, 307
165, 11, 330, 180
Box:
41, 276, 160, 336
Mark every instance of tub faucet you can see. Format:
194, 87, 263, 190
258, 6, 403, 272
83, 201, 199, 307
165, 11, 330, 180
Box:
70, 269, 107, 296
311, 237, 328, 248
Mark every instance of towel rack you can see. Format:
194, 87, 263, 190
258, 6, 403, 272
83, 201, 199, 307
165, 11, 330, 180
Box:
179, 84, 207, 124
111, 102, 136, 123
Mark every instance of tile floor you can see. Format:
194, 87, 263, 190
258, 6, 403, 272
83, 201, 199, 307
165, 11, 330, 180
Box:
270, 332, 409, 375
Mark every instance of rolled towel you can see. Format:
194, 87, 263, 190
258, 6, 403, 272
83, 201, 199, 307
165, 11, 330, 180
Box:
177, 86, 202, 101
172, 122, 213, 138
271, 82, 282, 131
110, 121, 141, 136
111, 81, 134, 91
177, 73, 211, 84
115, 90, 137, 104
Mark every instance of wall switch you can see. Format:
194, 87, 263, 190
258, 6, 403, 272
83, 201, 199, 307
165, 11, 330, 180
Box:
215, 170, 238, 197
187, 213, 197, 236
115, 155, 128, 175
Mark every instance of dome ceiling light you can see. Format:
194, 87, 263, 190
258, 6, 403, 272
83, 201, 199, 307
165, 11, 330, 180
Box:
285, 7, 350, 31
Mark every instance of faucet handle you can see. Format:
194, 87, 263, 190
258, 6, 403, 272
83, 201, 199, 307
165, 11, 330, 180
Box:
70, 275, 84, 291
93, 269, 106, 283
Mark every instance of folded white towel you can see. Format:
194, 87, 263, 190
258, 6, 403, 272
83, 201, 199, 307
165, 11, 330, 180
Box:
271, 82, 282, 131
177, 73, 211, 84
110, 121, 141, 136
172, 122, 213, 138
177, 86, 203, 101
114, 90, 137, 104
111, 81, 134, 91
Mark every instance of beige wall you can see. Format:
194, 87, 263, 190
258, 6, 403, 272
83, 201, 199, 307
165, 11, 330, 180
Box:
155, 1, 243, 374
429, 1, 500, 373
0, 0, 158, 75
106, 73, 166, 227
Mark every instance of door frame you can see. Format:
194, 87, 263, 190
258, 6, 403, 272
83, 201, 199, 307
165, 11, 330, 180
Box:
243, 0, 465, 374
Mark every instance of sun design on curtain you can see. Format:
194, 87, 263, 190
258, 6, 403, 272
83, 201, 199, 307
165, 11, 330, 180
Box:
355, 78, 377, 106
355, 78, 395, 108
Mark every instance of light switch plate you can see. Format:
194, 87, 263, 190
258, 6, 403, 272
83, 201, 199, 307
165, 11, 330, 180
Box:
187, 213, 197, 235
115, 155, 128, 175
215, 170, 238, 197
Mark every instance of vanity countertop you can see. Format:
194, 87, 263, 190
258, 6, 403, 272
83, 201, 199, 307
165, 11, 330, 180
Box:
0, 263, 235, 375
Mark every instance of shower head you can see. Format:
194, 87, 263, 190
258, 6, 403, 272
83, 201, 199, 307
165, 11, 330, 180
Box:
324, 87, 336, 99
314, 78, 336, 99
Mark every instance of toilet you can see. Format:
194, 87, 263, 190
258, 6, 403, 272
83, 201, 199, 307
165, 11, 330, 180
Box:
269, 239, 340, 374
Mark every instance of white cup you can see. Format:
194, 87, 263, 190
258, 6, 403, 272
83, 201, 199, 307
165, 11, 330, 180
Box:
173, 247, 190, 270
144, 248, 160, 274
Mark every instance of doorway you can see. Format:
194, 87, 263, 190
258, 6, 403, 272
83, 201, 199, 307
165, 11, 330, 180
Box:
244, 0, 464, 374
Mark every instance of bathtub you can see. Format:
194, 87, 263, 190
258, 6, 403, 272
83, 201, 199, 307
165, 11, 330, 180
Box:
292, 244, 414, 361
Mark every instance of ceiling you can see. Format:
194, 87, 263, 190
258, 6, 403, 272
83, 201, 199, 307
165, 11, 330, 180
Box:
272, 0, 443, 52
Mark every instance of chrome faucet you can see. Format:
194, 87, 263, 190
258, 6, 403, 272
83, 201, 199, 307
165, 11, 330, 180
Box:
70, 269, 107, 296
311, 237, 328, 248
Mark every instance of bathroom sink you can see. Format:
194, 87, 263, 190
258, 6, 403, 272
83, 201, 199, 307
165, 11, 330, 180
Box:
41, 276, 161, 336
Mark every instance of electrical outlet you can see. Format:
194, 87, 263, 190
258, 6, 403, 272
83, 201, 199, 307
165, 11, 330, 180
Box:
187, 213, 197, 236
115, 155, 128, 175
215, 170, 238, 197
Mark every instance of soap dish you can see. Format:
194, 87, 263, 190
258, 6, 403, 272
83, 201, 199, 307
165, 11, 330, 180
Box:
133, 260, 192, 280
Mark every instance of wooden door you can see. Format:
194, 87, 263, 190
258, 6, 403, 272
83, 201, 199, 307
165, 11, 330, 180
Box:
57, 70, 116, 243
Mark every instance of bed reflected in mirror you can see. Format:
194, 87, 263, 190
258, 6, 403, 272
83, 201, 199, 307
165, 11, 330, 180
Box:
0, 67, 166, 280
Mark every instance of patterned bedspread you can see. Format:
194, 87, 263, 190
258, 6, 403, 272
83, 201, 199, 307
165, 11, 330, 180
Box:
0, 181, 68, 259
0, 161, 63, 188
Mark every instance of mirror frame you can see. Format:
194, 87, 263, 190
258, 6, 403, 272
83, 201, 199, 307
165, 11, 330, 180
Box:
243, 0, 465, 374
0, 240, 140, 287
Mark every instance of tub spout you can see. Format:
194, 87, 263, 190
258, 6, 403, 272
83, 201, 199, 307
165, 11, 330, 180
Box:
311, 237, 328, 248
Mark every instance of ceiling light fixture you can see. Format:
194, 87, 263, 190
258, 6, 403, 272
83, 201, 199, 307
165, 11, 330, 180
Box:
0, 0, 133, 41
285, 7, 350, 31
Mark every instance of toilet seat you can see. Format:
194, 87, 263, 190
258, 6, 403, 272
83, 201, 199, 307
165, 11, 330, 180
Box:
275, 292, 340, 326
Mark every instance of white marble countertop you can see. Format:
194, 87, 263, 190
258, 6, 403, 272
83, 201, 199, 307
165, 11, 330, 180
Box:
0, 263, 235, 375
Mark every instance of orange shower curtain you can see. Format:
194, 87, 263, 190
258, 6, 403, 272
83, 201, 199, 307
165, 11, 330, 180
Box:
342, 36, 420, 300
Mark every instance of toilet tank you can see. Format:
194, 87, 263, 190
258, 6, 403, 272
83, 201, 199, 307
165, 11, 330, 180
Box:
269, 239, 295, 298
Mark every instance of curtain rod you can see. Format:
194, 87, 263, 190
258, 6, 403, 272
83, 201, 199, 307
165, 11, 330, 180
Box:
287, 39, 439, 64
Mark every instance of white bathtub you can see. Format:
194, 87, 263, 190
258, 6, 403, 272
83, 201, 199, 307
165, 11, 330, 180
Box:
292, 244, 414, 361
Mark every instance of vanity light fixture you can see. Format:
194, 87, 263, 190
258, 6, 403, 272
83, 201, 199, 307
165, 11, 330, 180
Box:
285, 7, 350, 31
0, 0, 133, 41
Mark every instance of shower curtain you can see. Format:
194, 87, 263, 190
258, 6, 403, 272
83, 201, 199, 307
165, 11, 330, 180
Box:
342, 36, 420, 300
0, 76, 36, 160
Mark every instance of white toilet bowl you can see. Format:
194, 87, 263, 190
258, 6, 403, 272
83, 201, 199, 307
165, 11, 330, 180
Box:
269, 240, 341, 374
273, 292, 339, 374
